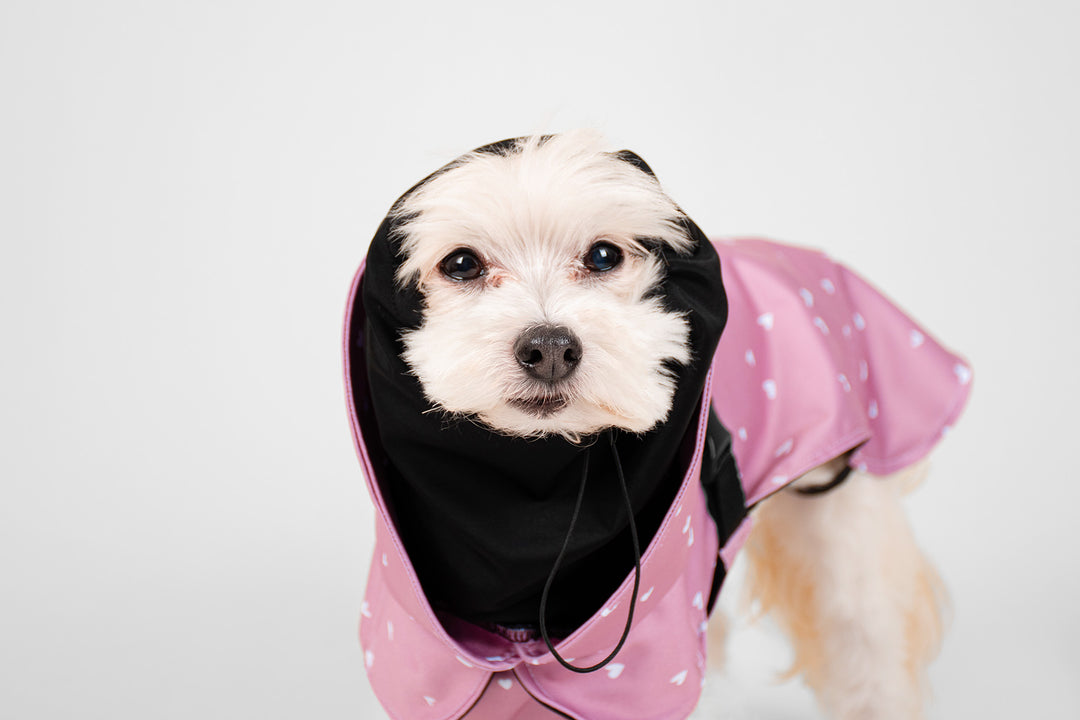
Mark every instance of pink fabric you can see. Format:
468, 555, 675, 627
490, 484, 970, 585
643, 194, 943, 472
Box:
708, 238, 972, 561
342, 238, 972, 720
710, 239, 972, 491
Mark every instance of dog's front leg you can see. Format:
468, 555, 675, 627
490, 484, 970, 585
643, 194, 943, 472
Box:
744, 458, 946, 720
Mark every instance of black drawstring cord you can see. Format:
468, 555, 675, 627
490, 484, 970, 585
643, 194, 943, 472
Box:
538, 430, 643, 673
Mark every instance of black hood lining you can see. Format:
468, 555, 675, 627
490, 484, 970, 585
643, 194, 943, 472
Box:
351, 136, 731, 633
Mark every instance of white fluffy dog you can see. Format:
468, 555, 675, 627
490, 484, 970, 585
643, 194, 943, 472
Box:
357, 129, 955, 720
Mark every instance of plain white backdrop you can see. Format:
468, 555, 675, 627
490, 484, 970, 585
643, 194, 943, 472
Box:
2, 1, 1078, 718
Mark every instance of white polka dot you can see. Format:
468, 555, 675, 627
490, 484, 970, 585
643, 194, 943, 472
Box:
842, 324, 852, 338
813, 316, 829, 334
498, 678, 513, 690
799, 288, 814, 307
859, 360, 868, 381
683, 515, 692, 534
423, 696, 436, 707
640, 586, 655, 602
868, 400, 879, 419
853, 312, 866, 330
954, 363, 972, 385
601, 604, 618, 618
756, 312, 774, 330
670, 669, 689, 686
820, 278, 836, 294
838, 373, 851, 392
691, 592, 704, 610
910, 329, 925, 348
745, 349, 756, 366
360, 601, 372, 619
381, 553, 388, 567
698, 621, 709, 635
387, 621, 394, 641
606, 663, 625, 679
762, 379, 777, 399
365, 650, 374, 669
770, 475, 788, 486
737, 427, 747, 442
774, 438, 794, 457
687, 527, 694, 547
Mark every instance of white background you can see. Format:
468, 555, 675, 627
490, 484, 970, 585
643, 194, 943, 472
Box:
2, 1, 1078, 718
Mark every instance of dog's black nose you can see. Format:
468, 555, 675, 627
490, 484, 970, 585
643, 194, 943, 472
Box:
514, 325, 582, 383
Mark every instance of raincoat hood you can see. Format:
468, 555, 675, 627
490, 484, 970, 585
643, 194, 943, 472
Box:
352, 138, 731, 634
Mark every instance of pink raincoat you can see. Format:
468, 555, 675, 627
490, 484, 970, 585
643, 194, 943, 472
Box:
343, 238, 972, 720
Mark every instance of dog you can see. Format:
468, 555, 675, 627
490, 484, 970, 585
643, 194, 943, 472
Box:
343, 130, 971, 719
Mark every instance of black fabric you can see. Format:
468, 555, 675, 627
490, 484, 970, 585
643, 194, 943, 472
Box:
350, 138, 732, 634
700, 408, 745, 613
794, 465, 854, 495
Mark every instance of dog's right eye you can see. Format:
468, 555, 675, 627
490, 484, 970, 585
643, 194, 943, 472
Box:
584, 241, 623, 273
439, 249, 484, 281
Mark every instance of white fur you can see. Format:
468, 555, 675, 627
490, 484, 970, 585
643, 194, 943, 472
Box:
393, 130, 693, 439
722, 458, 947, 720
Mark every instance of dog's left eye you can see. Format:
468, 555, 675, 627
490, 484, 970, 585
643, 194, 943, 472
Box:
439, 249, 485, 281
584, 242, 623, 273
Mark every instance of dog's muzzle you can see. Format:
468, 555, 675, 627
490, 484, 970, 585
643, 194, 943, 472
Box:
513, 325, 582, 384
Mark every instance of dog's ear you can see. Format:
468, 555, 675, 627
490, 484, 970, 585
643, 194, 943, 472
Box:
611, 149, 657, 179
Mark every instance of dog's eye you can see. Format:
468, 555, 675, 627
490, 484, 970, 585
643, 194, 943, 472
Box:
584, 242, 623, 273
439, 249, 485, 281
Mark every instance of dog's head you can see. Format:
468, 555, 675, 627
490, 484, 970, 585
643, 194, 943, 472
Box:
367, 130, 724, 443
362, 130, 725, 444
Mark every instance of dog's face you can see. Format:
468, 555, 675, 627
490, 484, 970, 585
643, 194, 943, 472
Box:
392, 131, 694, 440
